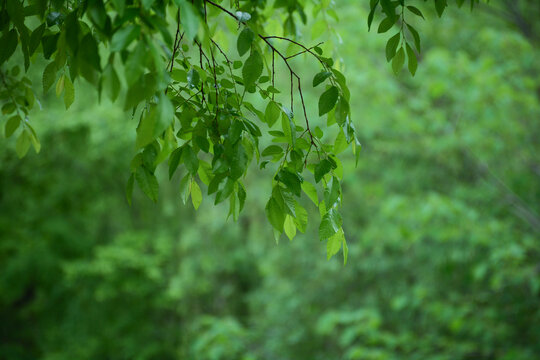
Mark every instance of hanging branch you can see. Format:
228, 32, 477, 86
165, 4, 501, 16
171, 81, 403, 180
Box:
203, 0, 322, 146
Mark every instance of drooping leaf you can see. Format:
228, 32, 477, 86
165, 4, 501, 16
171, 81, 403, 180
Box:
314, 159, 333, 183
242, 51, 263, 87
318, 86, 339, 116
135, 167, 159, 202
386, 32, 400, 62
63, 76, 75, 109
312, 71, 332, 87
237, 27, 254, 56
191, 179, 202, 209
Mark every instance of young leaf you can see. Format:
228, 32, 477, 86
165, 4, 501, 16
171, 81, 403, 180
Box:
284, 215, 296, 240
302, 181, 318, 204
326, 228, 344, 260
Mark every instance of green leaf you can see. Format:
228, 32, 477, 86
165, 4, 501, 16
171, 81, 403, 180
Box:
406, 43, 417, 76
377, 17, 394, 33
406, 5, 425, 19
302, 181, 318, 204
16, 131, 31, 158
136, 106, 157, 149
312, 71, 332, 87
242, 51, 263, 87
187, 68, 200, 88
168, 147, 184, 179
102, 64, 121, 102
265, 196, 285, 232
65, 11, 80, 55
386, 32, 400, 62
0, 29, 18, 65
284, 215, 296, 240
407, 24, 421, 52
5, 115, 21, 138
277, 169, 302, 197
63, 76, 75, 109
230, 143, 248, 180
56, 74, 65, 97
125, 41, 146, 86
26, 125, 40, 154
293, 202, 308, 233
334, 129, 348, 154
183, 145, 199, 174
111, 25, 140, 52
79, 34, 101, 71
215, 178, 235, 204
281, 113, 295, 146
326, 228, 344, 260
29, 24, 45, 56
367, 0, 379, 30
319, 208, 341, 240
237, 27, 254, 56
179, 173, 191, 204
175, 0, 200, 40
324, 176, 341, 208
392, 47, 405, 75
262, 145, 283, 157
318, 86, 339, 116
191, 179, 202, 209
154, 94, 174, 137
435, 0, 447, 17
314, 159, 332, 183
265, 101, 281, 127
279, 188, 296, 217
135, 167, 159, 202
380, 0, 396, 22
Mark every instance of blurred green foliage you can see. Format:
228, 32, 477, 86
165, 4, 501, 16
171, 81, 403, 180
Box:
1, 2, 539, 359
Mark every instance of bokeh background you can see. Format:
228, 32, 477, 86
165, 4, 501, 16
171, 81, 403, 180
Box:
1, 1, 540, 359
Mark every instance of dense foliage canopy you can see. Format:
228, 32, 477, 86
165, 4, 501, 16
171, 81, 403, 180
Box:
0, 0, 493, 260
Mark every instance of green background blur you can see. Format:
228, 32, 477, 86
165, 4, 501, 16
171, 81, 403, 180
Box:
1, 2, 539, 359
